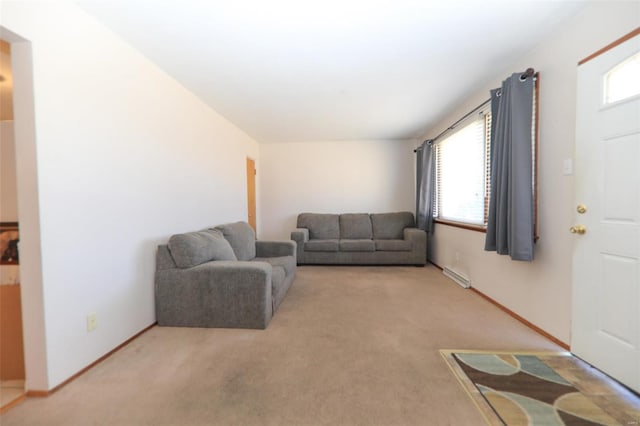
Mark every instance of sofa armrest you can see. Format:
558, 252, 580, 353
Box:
404, 227, 427, 264
256, 240, 297, 259
155, 261, 273, 329
403, 227, 426, 243
290, 228, 308, 264
156, 244, 177, 270
291, 228, 309, 243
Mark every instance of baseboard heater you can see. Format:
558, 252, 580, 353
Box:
443, 267, 471, 289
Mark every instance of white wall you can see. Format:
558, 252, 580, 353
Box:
1, 2, 259, 390
259, 140, 416, 240
423, 1, 639, 344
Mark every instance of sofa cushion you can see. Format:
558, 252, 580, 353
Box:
340, 239, 375, 252
340, 213, 373, 239
168, 229, 237, 268
252, 255, 296, 276
371, 212, 415, 239
214, 222, 256, 261
304, 239, 339, 252
297, 213, 340, 240
375, 239, 412, 252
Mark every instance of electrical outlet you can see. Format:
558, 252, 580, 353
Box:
87, 313, 97, 332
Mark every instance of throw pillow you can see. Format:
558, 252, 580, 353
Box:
168, 229, 237, 268
214, 222, 256, 261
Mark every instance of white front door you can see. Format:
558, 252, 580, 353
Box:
572, 32, 640, 393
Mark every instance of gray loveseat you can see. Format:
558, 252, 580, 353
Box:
291, 212, 426, 265
155, 221, 296, 329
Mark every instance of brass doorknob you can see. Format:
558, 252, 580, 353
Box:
570, 225, 586, 235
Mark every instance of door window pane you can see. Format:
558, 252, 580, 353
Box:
604, 53, 640, 104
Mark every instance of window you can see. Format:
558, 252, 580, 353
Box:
434, 81, 538, 232
434, 113, 489, 225
604, 52, 640, 104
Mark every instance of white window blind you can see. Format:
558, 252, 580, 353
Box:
435, 115, 487, 225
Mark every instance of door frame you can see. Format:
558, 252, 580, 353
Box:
246, 157, 257, 233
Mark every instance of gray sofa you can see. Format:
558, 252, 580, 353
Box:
155, 221, 296, 329
291, 212, 426, 265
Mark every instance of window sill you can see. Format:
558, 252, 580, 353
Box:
434, 219, 540, 242
434, 219, 486, 233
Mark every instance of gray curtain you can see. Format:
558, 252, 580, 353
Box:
416, 140, 435, 235
484, 72, 534, 261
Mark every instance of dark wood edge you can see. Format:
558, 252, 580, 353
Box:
470, 288, 569, 350
434, 219, 486, 233
23, 390, 48, 397
578, 27, 640, 65
0, 393, 26, 414
429, 260, 569, 350
434, 219, 539, 242
25, 323, 157, 398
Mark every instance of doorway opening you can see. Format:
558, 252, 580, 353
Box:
246, 157, 257, 233
0, 37, 25, 412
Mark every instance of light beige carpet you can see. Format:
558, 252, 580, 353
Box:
2, 265, 564, 425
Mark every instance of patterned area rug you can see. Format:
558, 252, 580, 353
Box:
441, 350, 640, 425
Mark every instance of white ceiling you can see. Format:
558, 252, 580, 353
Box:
78, 0, 590, 143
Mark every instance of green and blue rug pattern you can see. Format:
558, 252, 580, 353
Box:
446, 351, 626, 425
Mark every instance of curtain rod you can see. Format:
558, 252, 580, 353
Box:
414, 68, 536, 152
